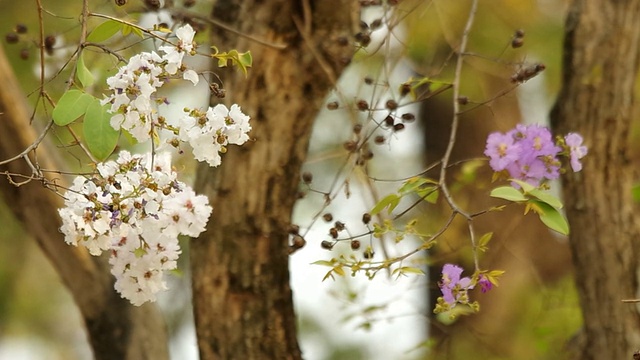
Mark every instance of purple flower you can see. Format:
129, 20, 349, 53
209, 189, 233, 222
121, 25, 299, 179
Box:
439, 264, 474, 307
478, 275, 493, 293
484, 132, 521, 171
565, 133, 587, 172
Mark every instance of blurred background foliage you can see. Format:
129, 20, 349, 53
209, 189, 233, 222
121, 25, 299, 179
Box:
0, 0, 583, 359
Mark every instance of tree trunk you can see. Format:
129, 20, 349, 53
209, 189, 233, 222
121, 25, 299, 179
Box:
551, 0, 640, 358
0, 44, 169, 360
191, 1, 355, 359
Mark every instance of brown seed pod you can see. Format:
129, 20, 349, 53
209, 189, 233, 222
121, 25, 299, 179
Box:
401, 113, 415, 122
385, 99, 398, 110
302, 172, 313, 184
291, 235, 306, 249
351, 240, 361, 250
343, 141, 358, 152
322, 213, 333, 222
362, 213, 371, 224
334, 221, 345, 231
288, 224, 300, 235
15, 24, 27, 34
321, 240, 334, 250
374, 135, 385, 145
326, 101, 339, 110
329, 227, 338, 239
356, 99, 369, 111
457, 96, 469, 105
5, 33, 18, 44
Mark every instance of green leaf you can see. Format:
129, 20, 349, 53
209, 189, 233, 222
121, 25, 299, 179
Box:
83, 99, 119, 160
477, 232, 493, 252
87, 20, 122, 43
510, 179, 535, 193
530, 200, 569, 235
121, 24, 144, 38
416, 186, 439, 204
528, 188, 563, 209
76, 52, 94, 88
52, 90, 93, 126
490, 186, 527, 202
370, 194, 400, 216
311, 260, 335, 267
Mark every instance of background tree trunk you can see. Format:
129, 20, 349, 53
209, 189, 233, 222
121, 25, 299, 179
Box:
551, 0, 640, 358
191, 1, 355, 359
0, 44, 169, 360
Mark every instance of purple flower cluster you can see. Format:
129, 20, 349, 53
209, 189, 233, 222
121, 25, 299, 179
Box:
439, 264, 474, 308
484, 124, 587, 186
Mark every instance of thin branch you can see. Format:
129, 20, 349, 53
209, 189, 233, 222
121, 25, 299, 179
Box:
438, 0, 480, 270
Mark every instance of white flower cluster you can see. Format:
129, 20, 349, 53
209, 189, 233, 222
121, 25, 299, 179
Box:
102, 24, 199, 143
101, 24, 252, 166
170, 104, 251, 166
58, 151, 212, 305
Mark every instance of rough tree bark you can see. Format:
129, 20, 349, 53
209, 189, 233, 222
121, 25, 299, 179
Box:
191, 1, 355, 359
0, 44, 169, 360
551, 0, 640, 358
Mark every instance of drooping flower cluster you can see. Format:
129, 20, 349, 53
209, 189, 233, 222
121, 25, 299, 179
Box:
437, 264, 474, 310
484, 124, 587, 186
101, 24, 252, 167
58, 151, 212, 305
102, 24, 199, 143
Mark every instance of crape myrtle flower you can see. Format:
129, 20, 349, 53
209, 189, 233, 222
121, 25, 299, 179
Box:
484, 124, 586, 186
58, 151, 212, 305
438, 264, 474, 308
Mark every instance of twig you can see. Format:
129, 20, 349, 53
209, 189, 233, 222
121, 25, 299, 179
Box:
438, 0, 480, 270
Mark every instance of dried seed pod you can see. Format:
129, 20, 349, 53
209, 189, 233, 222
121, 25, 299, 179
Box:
400, 82, 412, 97
291, 235, 306, 249
384, 115, 394, 127
321, 240, 334, 250
343, 141, 358, 152
457, 96, 469, 105
386, 99, 398, 110
351, 240, 361, 250
302, 172, 313, 184
329, 227, 338, 239
184, 0, 196, 7
511, 37, 524, 48
15, 24, 27, 34
327, 101, 339, 110
5, 33, 18, 44
353, 123, 363, 135
322, 213, 333, 222
44, 35, 56, 55
362, 212, 371, 224
393, 123, 405, 132
370, 18, 383, 30
115, 0, 127, 5
361, 149, 373, 160
19, 48, 29, 60
364, 76, 374, 85
374, 135, 385, 144
356, 99, 369, 111
511, 63, 546, 83
334, 221, 345, 231
401, 113, 415, 122
288, 224, 300, 235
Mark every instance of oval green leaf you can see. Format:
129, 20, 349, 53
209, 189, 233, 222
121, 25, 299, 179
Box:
76, 52, 94, 88
87, 20, 122, 43
52, 90, 93, 126
83, 99, 119, 161
531, 200, 569, 235
528, 188, 563, 209
490, 186, 527, 202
